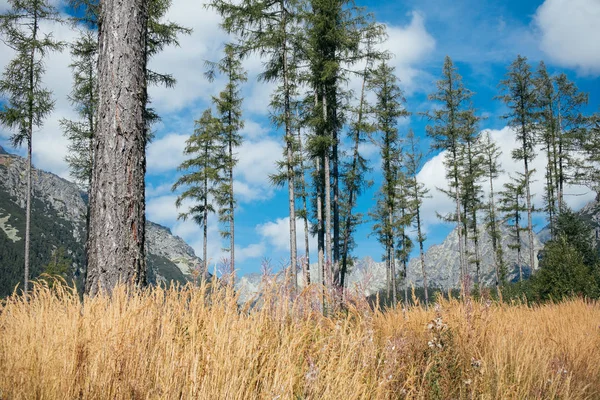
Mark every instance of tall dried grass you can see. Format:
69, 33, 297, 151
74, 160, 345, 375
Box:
0, 281, 598, 399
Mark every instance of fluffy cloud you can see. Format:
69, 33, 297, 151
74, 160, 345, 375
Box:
383, 11, 436, 92
147, 133, 189, 174
256, 217, 317, 257
417, 126, 596, 228
534, 0, 600, 74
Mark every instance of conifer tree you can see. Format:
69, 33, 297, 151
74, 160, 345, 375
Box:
404, 130, 430, 307
499, 173, 529, 282
338, 23, 385, 289
172, 109, 222, 278
369, 61, 409, 304
0, 0, 64, 296
304, 0, 369, 288
553, 73, 588, 206
497, 55, 538, 274
481, 132, 506, 290
459, 113, 485, 289
423, 56, 472, 296
535, 62, 559, 238
396, 173, 414, 306
207, 44, 246, 281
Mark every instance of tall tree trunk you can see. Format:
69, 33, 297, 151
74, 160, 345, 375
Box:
296, 118, 310, 285
452, 148, 467, 297
229, 143, 235, 283
488, 170, 500, 293
316, 157, 324, 285
523, 153, 535, 273
86, 0, 148, 296
282, 26, 297, 292
557, 99, 564, 210
24, 139, 32, 296
415, 201, 428, 308
203, 172, 208, 279
23, 8, 39, 297
332, 110, 339, 286
323, 93, 333, 287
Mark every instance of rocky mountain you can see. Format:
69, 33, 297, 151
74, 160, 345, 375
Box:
235, 223, 543, 302
0, 145, 198, 296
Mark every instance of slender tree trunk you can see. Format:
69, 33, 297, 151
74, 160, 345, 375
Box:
24, 139, 32, 296
229, 143, 235, 283
390, 237, 397, 305
23, 8, 40, 297
86, 0, 148, 296
415, 202, 428, 308
282, 26, 297, 292
523, 154, 535, 272
323, 93, 333, 287
516, 196, 523, 282
557, 99, 564, 210
296, 118, 310, 285
332, 111, 339, 286
452, 148, 467, 297
203, 170, 208, 279
316, 157, 324, 285
488, 171, 500, 293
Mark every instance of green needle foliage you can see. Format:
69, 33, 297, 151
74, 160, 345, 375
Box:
422, 56, 473, 297
369, 61, 409, 304
207, 44, 247, 278
173, 109, 223, 278
499, 173, 530, 282
0, 0, 65, 296
481, 131, 506, 289
61, 30, 97, 191
497, 55, 538, 276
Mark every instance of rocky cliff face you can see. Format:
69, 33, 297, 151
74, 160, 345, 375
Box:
0, 146, 197, 295
235, 223, 544, 302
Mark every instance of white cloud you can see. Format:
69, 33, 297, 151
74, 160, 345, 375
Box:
382, 11, 436, 94
256, 216, 317, 257
534, 0, 600, 74
146, 133, 188, 174
417, 126, 596, 228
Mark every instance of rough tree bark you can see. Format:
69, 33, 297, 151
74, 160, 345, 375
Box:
86, 0, 148, 296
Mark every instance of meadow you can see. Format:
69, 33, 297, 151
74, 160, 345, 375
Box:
0, 281, 599, 399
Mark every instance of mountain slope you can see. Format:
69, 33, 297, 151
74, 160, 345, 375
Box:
0, 146, 198, 296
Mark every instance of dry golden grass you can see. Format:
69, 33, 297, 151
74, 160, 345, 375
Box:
0, 281, 599, 399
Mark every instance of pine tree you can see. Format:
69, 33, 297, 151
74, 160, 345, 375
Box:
369, 61, 409, 304
172, 109, 222, 278
481, 132, 506, 290
61, 30, 98, 192
553, 73, 589, 207
497, 55, 538, 275
211, 0, 305, 288
499, 173, 529, 282
396, 173, 414, 307
422, 56, 472, 297
0, 0, 64, 296
404, 130, 430, 307
458, 113, 485, 289
304, 0, 369, 288
207, 44, 246, 281
338, 23, 385, 289
534, 62, 559, 238
86, 0, 148, 295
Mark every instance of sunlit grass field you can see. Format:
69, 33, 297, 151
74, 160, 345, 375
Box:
0, 281, 598, 399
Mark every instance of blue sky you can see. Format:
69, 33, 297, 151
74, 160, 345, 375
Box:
0, 0, 599, 276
